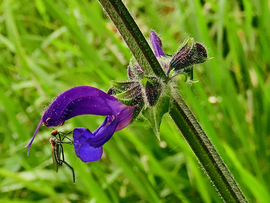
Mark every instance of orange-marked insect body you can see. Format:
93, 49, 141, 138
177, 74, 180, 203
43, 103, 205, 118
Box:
49, 131, 75, 183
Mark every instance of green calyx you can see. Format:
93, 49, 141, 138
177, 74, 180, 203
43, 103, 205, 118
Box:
110, 77, 171, 139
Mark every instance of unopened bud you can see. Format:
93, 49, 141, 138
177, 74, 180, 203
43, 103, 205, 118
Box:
169, 38, 208, 74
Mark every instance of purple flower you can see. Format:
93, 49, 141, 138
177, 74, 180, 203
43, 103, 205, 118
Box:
26, 86, 135, 162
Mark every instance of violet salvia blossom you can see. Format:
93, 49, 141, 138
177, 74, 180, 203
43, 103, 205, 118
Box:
26, 86, 135, 162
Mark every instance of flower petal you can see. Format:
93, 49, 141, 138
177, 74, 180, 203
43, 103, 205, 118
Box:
89, 115, 118, 147
150, 30, 165, 58
73, 127, 103, 162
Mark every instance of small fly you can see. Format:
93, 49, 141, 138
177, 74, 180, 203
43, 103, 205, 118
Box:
49, 130, 75, 183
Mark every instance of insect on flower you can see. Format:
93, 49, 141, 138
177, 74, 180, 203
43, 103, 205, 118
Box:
26, 86, 135, 163
49, 130, 75, 183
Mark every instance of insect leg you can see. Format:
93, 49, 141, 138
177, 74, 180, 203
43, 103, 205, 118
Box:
62, 160, 75, 183
58, 142, 75, 183
59, 131, 72, 141
63, 136, 73, 144
58, 143, 64, 166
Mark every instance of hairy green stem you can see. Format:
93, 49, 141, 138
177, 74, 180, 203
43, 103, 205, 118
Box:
169, 88, 247, 202
98, 0, 248, 202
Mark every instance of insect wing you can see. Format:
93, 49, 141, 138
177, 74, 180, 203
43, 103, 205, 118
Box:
50, 137, 59, 172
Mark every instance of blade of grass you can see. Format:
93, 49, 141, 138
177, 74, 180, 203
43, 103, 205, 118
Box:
125, 130, 191, 203
0, 168, 61, 202
224, 144, 270, 203
105, 139, 160, 202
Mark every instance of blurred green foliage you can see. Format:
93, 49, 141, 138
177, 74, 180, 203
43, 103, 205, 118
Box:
0, 0, 270, 202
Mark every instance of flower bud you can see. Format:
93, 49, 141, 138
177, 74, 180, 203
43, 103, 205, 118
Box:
169, 38, 208, 74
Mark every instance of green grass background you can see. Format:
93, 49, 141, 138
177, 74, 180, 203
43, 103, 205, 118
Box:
0, 0, 269, 202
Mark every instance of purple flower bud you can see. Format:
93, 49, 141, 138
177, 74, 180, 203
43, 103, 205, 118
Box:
150, 30, 166, 58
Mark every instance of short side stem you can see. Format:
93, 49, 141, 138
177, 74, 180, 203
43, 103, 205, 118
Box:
169, 88, 247, 203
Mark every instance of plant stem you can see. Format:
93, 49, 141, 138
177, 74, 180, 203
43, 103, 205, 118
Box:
169, 88, 247, 202
98, 0, 248, 202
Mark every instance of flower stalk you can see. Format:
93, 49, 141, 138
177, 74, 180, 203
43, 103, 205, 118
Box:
98, 0, 248, 202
